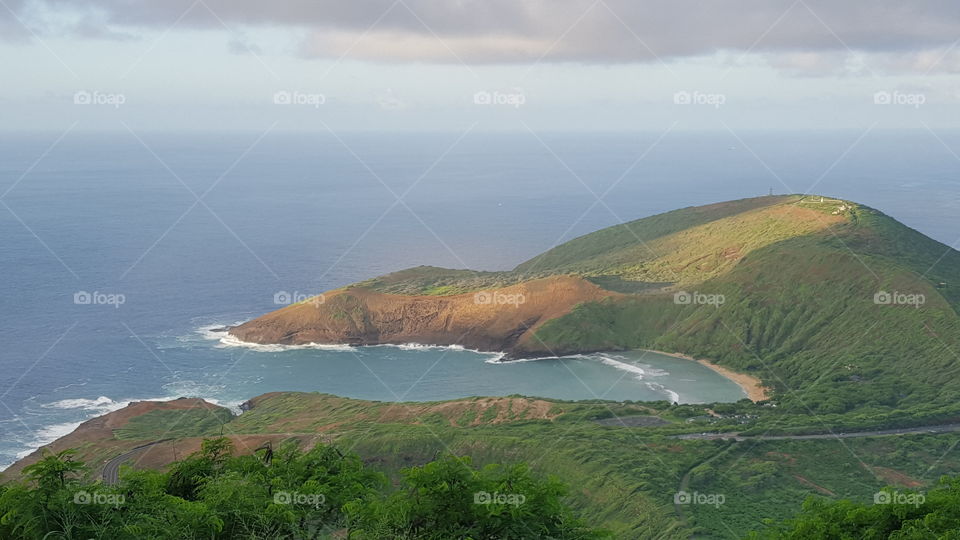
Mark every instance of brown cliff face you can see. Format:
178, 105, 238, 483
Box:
228, 275, 617, 357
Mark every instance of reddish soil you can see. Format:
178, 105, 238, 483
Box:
793, 475, 837, 497
229, 275, 617, 356
868, 466, 925, 488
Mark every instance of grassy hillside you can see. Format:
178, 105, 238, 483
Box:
175, 394, 960, 538
513, 195, 801, 277
530, 198, 960, 418
15, 392, 960, 539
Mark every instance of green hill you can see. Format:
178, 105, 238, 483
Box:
525, 196, 960, 416
236, 194, 960, 418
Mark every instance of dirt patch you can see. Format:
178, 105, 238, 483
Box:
793, 475, 837, 497
868, 466, 924, 488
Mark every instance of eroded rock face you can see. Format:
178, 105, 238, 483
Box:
228, 275, 617, 357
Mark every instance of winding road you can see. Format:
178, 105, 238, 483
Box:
671, 422, 960, 441
101, 439, 171, 485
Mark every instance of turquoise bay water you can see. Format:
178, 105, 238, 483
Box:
2, 130, 958, 468
187, 328, 746, 406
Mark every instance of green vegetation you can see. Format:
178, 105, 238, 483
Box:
750, 475, 960, 538
23, 392, 960, 539
114, 408, 234, 440
0, 439, 606, 539
357, 266, 518, 296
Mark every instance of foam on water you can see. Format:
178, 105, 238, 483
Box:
202, 325, 501, 359
484, 355, 546, 364
206, 326, 357, 352
595, 354, 650, 378
5, 382, 246, 468
15, 422, 83, 459
644, 382, 682, 404
486, 352, 683, 402
41, 396, 127, 414
375, 343, 506, 361
382, 343, 466, 351
596, 354, 681, 402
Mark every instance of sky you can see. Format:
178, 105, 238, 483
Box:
2, 0, 960, 131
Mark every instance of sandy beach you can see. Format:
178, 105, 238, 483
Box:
644, 350, 770, 402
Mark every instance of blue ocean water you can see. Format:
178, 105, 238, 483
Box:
0, 130, 958, 468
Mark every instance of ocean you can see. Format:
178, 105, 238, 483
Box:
1, 129, 957, 468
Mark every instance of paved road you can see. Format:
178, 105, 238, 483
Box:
101, 439, 171, 485
672, 423, 960, 441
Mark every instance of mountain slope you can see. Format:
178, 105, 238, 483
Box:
230, 195, 960, 412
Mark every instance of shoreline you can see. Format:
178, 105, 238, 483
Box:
643, 349, 770, 402
212, 328, 771, 401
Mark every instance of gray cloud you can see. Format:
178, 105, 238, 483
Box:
10, 0, 960, 66
0, 0, 35, 42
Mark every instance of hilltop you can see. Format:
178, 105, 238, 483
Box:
232, 195, 960, 413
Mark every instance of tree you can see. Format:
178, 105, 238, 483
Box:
23, 448, 84, 493
348, 454, 610, 539
0, 441, 606, 539
751, 476, 960, 539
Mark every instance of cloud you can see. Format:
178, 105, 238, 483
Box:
12, 0, 960, 69
0, 0, 36, 42
0, 0, 135, 42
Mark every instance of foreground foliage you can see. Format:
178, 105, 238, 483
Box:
751, 475, 960, 539
0, 440, 606, 539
